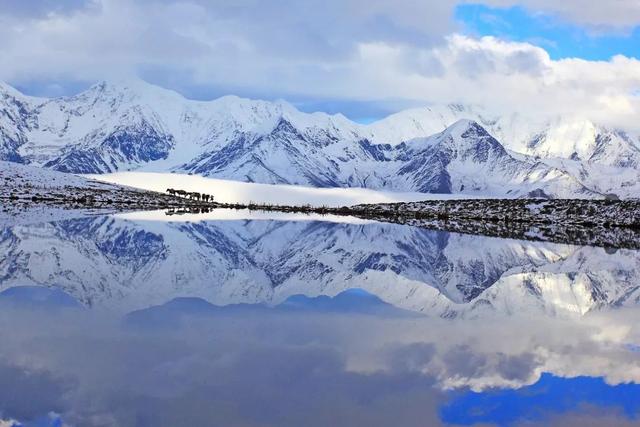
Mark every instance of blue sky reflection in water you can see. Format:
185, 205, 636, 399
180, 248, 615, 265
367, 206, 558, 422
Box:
442, 374, 640, 426
0, 214, 640, 426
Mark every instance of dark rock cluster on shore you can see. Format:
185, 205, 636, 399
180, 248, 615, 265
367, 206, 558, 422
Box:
344, 199, 640, 249
348, 199, 640, 228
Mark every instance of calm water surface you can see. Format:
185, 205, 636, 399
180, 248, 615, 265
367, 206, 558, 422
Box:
0, 209, 639, 426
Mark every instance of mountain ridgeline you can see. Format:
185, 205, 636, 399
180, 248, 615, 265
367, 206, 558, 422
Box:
1, 80, 639, 198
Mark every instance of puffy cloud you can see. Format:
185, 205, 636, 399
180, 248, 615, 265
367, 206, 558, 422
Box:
0, 0, 638, 128
337, 35, 640, 128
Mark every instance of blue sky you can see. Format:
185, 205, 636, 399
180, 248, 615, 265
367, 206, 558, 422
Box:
456, 4, 640, 61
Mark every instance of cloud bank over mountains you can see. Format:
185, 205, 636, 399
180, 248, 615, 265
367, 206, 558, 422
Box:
0, 0, 638, 128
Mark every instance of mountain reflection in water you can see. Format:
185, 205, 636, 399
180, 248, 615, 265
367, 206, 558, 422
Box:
0, 210, 639, 426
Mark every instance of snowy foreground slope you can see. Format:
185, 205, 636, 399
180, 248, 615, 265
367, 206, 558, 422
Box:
0, 161, 192, 225
1, 80, 639, 198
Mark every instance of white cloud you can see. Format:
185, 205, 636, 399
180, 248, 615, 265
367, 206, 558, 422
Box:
0, 0, 638, 129
476, 0, 640, 32
344, 35, 640, 128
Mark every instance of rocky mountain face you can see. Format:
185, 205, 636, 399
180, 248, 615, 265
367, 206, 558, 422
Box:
1, 215, 638, 317
1, 80, 639, 197
392, 120, 594, 197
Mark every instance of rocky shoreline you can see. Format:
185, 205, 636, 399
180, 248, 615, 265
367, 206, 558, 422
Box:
140, 198, 640, 249
340, 199, 640, 249
0, 186, 219, 211
349, 198, 640, 227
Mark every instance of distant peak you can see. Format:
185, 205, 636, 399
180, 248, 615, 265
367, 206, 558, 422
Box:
83, 78, 187, 102
0, 81, 26, 99
94, 78, 152, 90
446, 119, 482, 133
271, 115, 299, 134
434, 119, 496, 146
215, 94, 243, 103
84, 79, 137, 96
450, 118, 476, 127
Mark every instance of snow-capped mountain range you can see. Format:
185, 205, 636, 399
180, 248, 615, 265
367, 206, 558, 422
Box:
1, 79, 639, 198
1, 215, 639, 317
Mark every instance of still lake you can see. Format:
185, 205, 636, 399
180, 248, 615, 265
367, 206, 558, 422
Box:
1, 209, 639, 426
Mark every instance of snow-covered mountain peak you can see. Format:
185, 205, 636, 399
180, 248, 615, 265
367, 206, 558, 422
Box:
90, 78, 183, 98
64, 78, 188, 114
0, 81, 28, 101
403, 119, 495, 152
1, 79, 639, 197
442, 118, 483, 137
366, 104, 491, 145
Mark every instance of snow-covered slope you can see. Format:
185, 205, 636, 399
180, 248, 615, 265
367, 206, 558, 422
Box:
0, 161, 191, 227
1, 80, 638, 198
392, 120, 594, 197
370, 105, 640, 168
0, 161, 121, 226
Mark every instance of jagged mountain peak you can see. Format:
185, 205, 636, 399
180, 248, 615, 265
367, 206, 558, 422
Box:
442, 120, 504, 153
60, 78, 189, 114
1, 79, 639, 197
86, 78, 184, 98
68, 81, 350, 134
442, 118, 486, 137
269, 115, 301, 136
0, 81, 26, 100
0, 82, 50, 108
402, 119, 498, 152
